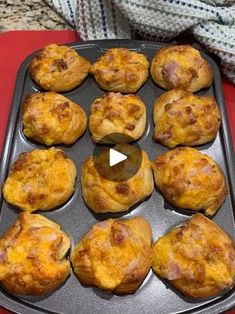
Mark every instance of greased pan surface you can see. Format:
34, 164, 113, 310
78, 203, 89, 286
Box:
0, 40, 235, 314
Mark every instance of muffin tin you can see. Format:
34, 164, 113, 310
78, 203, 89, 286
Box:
0, 40, 235, 314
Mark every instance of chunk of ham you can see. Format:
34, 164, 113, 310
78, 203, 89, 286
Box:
162, 61, 179, 85
0, 250, 7, 263
167, 261, 181, 280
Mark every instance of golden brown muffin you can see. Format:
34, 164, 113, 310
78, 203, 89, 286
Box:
0, 212, 70, 296
81, 145, 154, 213
22, 92, 87, 145
71, 216, 152, 294
152, 214, 235, 298
152, 147, 227, 216
89, 92, 146, 143
151, 45, 213, 92
153, 89, 221, 148
29, 44, 90, 92
90, 48, 149, 93
2, 147, 77, 213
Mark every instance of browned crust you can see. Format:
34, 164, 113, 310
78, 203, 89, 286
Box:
89, 92, 146, 143
150, 45, 213, 92
90, 48, 149, 93
2, 147, 77, 212
152, 147, 227, 215
71, 216, 152, 295
29, 44, 90, 92
153, 89, 221, 148
81, 146, 154, 213
152, 214, 235, 298
22, 92, 87, 145
0, 212, 70, 296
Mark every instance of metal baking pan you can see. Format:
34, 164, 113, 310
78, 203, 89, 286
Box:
0, 39, 235, 314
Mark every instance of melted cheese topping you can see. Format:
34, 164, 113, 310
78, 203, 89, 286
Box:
152, 214, 235, 298
29, 44, 90, 92
152, 147, 227, 215
22, 92, 87, 145
151, 45, 213, 92
3, 147, 77, 212
0, 213, 70, 295
89, 92, 146, 142
81, 145, 154, 213
154, 89, 221, 148
90, 48, 149, 93
71, 217, 152, 293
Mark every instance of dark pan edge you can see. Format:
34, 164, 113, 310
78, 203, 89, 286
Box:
0, 57, 29, 212
0, 39, 234, 314
0, 55, 57, 314
212, 63, 235, 212
191, 54, 235, 314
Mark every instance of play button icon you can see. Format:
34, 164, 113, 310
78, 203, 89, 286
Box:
109, 149, 127, 167
93, 133, 142, 182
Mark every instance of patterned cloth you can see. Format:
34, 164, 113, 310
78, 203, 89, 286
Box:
46, 0, 235, 83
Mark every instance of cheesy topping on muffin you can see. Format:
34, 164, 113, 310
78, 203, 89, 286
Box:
3, 148, 77, 212
90, 48, 149, 93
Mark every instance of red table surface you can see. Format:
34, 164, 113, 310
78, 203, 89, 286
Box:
0, 30, 234, 314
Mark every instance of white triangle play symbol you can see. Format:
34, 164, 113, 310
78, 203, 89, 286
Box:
109, 148, 127, 167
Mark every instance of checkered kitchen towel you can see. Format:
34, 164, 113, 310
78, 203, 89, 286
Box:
46, 0, 235, 83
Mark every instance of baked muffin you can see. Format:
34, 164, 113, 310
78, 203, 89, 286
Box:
89, 92, 146, 143
153, 89, 221, 148
90, 48, 149, 93
81, 145, 154, 213
2, 147, 77, 212
22, 92, 87, 145
29, 44, 90, 92
0, 212, 70, 296
152, 214, 235, 298
151, 45, 213, 92
71, 216, 152, 294
152, 147, 227, 216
